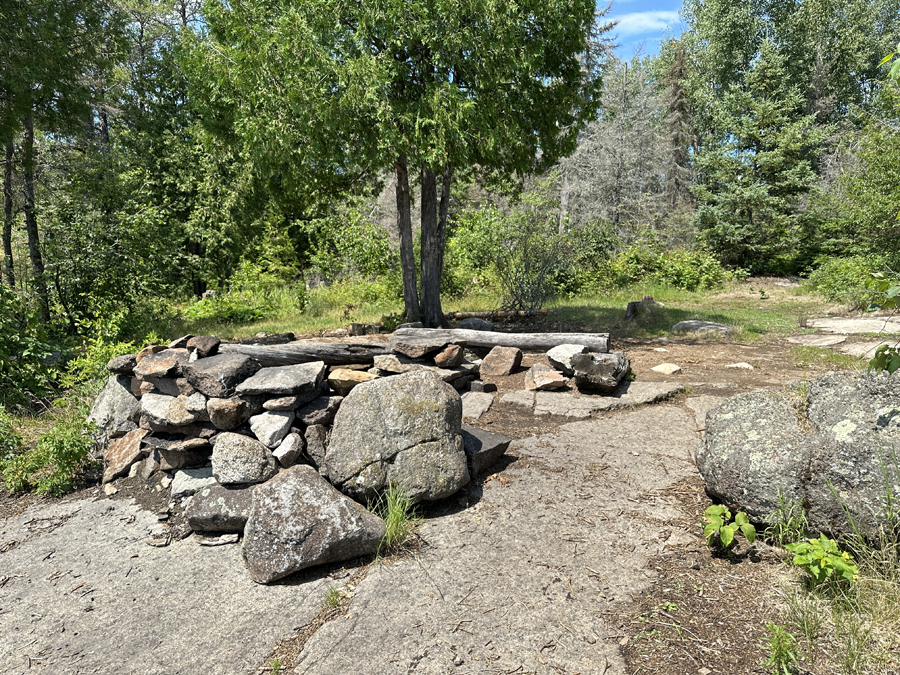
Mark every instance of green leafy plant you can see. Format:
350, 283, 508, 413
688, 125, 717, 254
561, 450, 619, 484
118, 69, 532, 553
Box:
761, 622, 802, 674
703, 504, 757, 549
0, 404, 23, 464
864, 271, 900, 373
785, 533, 859, 585
371, 483, 419, 556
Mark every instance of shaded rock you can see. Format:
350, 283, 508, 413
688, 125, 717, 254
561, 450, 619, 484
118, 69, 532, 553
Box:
458, 317, 493, 331
460, 425, 510, 476
372, 354, 478, 383
461, 391, 494, 419
182, 353, 261, 398
87, 375, 141, 453
236, 362, 326, 400
185, 483, 254, 532
624, 296, 664, 320
170, 466, 216, 498
699, 371, 900, 536
296, 395, 343, 426
178, 378, 197, 396
212, 432, 279, 485
207, 397, 258, 431
434, 344, 464, 368
468, 380, 496, 393
137, 380, 154, 397
168, 335, 193, 349
525, 364, 568, 391
184, 392, 209, 415
103, 429, 148, 483
326, 371, 469, 503
144, 377, 181, 397
304, 425, 329, 471
137, 454, 160, 481
264, 396, 303, 411
107, 354, 137, 375
247, 332, 296, 345
241, 465, 386, 584
389, 334, 465, 359
158, 448, 210, 472
249, 411, 294, 449
671, 320, 733, 336
133, 349, 189, 379
273, 432, 305, 468
396, 322, 424, 330
651, 363, 681, 375
187, 335, 220, 358
572, 352, 630, 392
546, 344, 588, 376
167, 437, 211, 453
328, 368, 377, 396
479, 346, 522, 377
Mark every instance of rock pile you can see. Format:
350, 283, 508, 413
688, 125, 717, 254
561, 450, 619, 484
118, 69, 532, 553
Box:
88, 330, 633, 582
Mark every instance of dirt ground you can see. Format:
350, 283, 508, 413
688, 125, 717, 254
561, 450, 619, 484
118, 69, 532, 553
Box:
0, 301, 877, 675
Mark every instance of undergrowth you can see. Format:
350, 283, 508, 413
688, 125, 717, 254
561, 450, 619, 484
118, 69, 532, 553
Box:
371, 483, 420, 557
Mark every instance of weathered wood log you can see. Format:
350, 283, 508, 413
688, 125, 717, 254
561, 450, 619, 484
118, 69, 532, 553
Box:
219, 341, 390, 367
392, 328, 609, 353
444, 309, 548, 319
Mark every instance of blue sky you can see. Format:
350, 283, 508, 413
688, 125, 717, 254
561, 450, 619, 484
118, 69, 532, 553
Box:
603, 0, 686, 59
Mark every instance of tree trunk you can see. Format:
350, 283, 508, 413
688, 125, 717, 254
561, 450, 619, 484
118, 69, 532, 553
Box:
392, 327, 610, 353
395, 153, 420, 322
559, 168, 569, 234
3, 139, 15, 288
219, 341, 390, 367
22, 113, 49, 321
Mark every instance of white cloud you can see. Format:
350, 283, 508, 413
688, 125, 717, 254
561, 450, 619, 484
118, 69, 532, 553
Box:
611, 10, 680, 37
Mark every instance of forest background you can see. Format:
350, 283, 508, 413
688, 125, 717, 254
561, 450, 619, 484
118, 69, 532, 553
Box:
1, 0, 900, 493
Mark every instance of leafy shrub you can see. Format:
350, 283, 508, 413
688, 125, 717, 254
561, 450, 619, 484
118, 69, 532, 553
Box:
610, 246, 739, 292
761, 623, 802, 675
0, 404, 23, 464
865, 270, 900, 373
0, 285, 57, 408
703, 504, 757, 549
785, 534, 859, 585
61, 338, 139, 389
806, 255, 889, 308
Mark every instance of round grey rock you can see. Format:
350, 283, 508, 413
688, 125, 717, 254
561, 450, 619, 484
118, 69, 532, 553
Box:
212, 432, 279, 485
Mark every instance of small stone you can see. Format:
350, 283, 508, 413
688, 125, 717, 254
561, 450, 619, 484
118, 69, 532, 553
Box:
144, 376, 180, 397
170, 466, 217, 498
103, 483, 118, 495
160, 476, 172, 489
184, 392, 208, 415
479, 346, 522, 377
725, 362, 754, 370
207, 397, 259, 430
460, 425, 511, 476
461, 391, 494, 419
146, 538, 169, 547
328, 368, 377, 396
524, 363, 568, 391
654, 347, 669, 352
185, 483, 254, 532
295, 395, 343, 426
167, 335, 194, 349
671, 320, 733, 336
198, 533, 239, 547
158, 447, 210, 472
396, 322, 424, 329
186, 335, 221, 358
212, 432, 279, 485
107, 354, 137, 375
182, 353, 261, 398
500, 390, 535, 409
389, 335, 464, 359
249, 410, 294, 449
263, 395, 303, 411
103, 429, 148, 483
434, 344, 465, 368
572, 352, 631, 392
133, 349, 189, 379
651, 363, 682, 375
273, 432, 305, 468
176, 378, 197, 396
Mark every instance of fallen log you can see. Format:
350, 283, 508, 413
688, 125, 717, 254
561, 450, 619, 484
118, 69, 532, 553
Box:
444, 310, 548, 319
391, 328, 609, 353
219, 341, 390, 367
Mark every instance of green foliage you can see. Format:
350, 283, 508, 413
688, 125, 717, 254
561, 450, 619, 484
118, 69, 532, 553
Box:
0, 404, 23, 464
807, 255, 890, 308
761, 622, 802, 675
703, 504, 757, 550
864, 270, 900, 373
372, 483, 419, 557
324, 586, 342, 608
1, 414, 94, 496
785, 534, 859, 585
610, 246, 739, 292
60, 338, 138, 389
0, 285, 57, 408
766, 492, 810, 547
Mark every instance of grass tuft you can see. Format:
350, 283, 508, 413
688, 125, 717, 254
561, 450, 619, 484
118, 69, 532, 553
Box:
371, 483, 420, 557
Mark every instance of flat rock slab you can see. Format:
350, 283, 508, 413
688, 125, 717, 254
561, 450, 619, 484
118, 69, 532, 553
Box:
0, 496, 332, 675
388, 334, 466, 359
461, 391, 494, 419
834, 340, 896, 358
517, 381, 684, 418
671, 320, 733, 335
807, 317, 900, 334
786, 334, 848, 347
290, 406, 700, 674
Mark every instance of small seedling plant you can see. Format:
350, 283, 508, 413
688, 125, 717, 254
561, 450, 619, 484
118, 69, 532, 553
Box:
703, 504, 757, 550
761, 622, 802, 675
785, 533, 858, 585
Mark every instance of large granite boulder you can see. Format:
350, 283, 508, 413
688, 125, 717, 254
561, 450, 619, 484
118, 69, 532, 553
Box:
241, 465, 386, 583
211, 432, 279, 485
86, 375, 141, 454
699, 371, 900, 536
571, 352, 631, 392
325, 371, 469, 503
